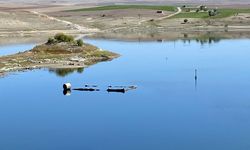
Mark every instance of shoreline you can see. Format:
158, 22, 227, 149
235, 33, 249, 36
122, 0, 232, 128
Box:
0, 35, 119, 76
1, 29, 250, 45
1, 3, 250, 43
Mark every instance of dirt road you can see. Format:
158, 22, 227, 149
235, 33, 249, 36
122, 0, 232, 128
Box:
138, 7, 181, 24
29, 11, 99, 33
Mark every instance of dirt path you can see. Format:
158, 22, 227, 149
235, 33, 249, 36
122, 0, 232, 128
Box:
29, 11, 100, 34
158, 7, 181, 20
104, 7, 182, 32
138, 7, 181, 25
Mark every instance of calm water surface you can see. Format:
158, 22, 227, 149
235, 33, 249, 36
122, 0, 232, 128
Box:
0, 44, 35, 56
1, 39, 250, 150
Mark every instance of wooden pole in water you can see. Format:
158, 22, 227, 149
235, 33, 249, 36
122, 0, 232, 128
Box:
195, 69, 198, 90
195, 69, 198, 80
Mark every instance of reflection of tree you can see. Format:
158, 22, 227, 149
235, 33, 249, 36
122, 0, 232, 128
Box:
182, 33, 221, 45
195, 37, 221, 45
49, 68, 84, 77
76, 67, 84, 73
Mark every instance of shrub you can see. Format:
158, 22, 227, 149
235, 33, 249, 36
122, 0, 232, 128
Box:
184, 19, 188, 23
208, 9, 218, 17
47, 37, 56, 44
185, 8, 190, 12
77, 39, 84, 46
200, 5, 207, 11
54, 33, 74, 43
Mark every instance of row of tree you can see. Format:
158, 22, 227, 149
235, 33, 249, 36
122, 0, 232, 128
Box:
47, 33, 84, 47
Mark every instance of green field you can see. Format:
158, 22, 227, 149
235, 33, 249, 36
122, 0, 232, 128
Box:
172, 8, 250, 19
69, 5, 177, 12
172, 12, 209, 19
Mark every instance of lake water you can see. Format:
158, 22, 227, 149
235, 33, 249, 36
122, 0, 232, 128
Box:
1, 39, 250, 150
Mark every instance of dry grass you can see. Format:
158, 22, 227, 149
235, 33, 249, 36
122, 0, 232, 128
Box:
0, 36, 119, 74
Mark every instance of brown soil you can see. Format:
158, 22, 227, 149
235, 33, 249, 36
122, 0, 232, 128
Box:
0, 2, 250, 42
0, 41, 119, 75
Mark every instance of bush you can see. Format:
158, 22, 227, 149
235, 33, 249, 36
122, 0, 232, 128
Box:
46, 33, 83, 46
54, 33, 74, 43
208, 9, 218, 17
185, 8, 190, 12
77, 39, 84, 46
47, 37, 56, 44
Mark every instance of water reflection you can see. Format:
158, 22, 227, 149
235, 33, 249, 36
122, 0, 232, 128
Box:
63, 89, 71, 96
87, 31, 247, 44
2, 39, 250, 150
144, 35, 222, 45
49, 68, 84, 77
182, 35, 221, 45
195, 37, 221, 45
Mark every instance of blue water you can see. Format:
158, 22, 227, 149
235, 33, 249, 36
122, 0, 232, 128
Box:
0, 44, 35, 56
1, 39, 250, 150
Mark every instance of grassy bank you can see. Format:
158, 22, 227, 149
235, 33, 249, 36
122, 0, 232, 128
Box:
69, 5, 176, 12
172, 8, 250, 19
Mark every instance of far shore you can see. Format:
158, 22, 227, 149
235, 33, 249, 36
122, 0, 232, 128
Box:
1, 3, 250, 43
1, 30, 250, 46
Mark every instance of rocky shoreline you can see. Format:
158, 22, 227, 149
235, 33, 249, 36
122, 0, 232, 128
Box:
0, 33, 119, 75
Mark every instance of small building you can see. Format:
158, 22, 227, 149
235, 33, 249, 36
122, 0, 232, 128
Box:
156, 10, 163, 14
200, 5, 208, 11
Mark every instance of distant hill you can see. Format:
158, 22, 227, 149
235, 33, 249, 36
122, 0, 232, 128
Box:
0, 0, 250, 6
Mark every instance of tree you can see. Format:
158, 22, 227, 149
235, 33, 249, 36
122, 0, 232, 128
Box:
47, 37, 56, 44
184, 19, 188, 23
77, 39, 84, 46
208, 9, 218, 17
185, 8, 191, 12
54, 33, 74, 43
200, 5, 207, 11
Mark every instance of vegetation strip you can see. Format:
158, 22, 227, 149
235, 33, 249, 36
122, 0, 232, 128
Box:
172, 8, 250, 19
68, 5, 177, 12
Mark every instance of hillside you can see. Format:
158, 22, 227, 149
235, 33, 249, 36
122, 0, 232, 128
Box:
0, 0, 250, 5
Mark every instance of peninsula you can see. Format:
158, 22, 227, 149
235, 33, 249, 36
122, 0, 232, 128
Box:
0, 33, 119, 75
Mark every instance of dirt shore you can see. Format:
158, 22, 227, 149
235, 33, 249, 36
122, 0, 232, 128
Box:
1, 3, 250, 43
0, 35, 119, 75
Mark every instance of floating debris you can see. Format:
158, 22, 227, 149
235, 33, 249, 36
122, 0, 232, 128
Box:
107, 88, 126, 93
107, 85, 137, 93
108, 85, 137, 89
85, 84, 98, 88
63, 83, 137, 95
63, 83, 71, 90
73, 88, 100, 91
